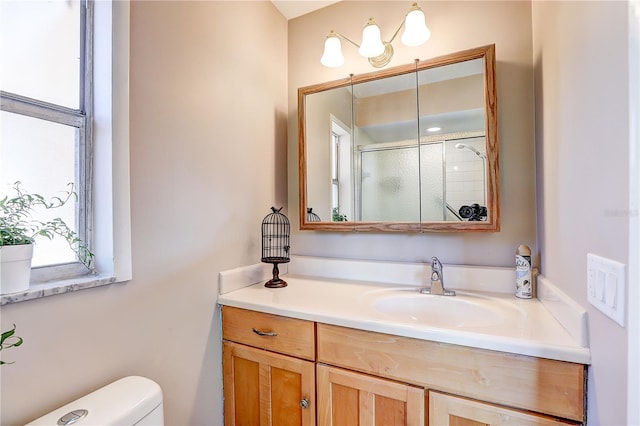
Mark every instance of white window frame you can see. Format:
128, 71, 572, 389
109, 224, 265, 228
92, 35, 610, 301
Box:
330, 130, 340, 210
330, 116, 352, 221
0, 0, 132, 305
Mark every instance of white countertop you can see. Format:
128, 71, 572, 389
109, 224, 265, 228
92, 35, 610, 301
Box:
217, 256, 591, 364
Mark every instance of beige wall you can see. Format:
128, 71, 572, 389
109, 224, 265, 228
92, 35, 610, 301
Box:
288, 1, 536, 266
532, 2, 630, 424
355, 75, 484, 127
0, 2, 287, 425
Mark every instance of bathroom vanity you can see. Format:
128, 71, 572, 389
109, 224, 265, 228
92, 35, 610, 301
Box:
218, 257, 589, 426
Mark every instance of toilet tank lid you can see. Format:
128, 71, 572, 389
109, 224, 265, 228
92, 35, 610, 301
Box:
26, 376, 163, 426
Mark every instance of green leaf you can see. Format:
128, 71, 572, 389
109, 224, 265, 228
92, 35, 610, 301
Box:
1, 325, 16, 344
1, 323, 24, 366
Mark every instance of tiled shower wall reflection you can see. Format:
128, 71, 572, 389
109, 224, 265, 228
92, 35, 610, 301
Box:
445, 137, 486, 215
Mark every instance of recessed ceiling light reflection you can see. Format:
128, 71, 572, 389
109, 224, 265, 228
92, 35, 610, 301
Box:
427, 127, 441, 132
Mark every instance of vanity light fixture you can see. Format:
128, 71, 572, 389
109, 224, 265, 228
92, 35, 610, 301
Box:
320, 2, 431, 68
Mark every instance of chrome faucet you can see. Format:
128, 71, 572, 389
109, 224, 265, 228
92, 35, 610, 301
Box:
419, 257, 456, 296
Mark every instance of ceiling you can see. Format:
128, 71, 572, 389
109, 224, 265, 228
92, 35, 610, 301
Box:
271, 1, 341, 20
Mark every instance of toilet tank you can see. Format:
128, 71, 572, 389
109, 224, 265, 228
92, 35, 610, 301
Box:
25, 376, 164, 426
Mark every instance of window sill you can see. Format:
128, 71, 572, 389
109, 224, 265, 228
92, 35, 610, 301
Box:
0, 274, 117, 306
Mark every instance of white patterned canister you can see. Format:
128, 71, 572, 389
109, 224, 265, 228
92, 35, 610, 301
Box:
515, 244, 532, 299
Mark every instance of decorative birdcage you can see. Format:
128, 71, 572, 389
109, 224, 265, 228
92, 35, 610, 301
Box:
261, 207, 290, 288
306, 207, 321, 222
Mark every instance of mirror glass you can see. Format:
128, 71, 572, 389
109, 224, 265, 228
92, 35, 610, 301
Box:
299, 45, 499, 232
355, 71, 420, 223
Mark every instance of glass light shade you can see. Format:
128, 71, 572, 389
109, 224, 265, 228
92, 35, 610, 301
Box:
401, 8, 431, 47
358, 19, 385, 58
320, 35, 344, 67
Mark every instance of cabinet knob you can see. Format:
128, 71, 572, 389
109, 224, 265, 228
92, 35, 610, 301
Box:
300, 398, 309, 409
252, 328, 278, 337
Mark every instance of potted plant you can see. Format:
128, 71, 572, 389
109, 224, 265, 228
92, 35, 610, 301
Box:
0, 324, 23, 365
0, 182, 94, 294
332, 207, 348, 222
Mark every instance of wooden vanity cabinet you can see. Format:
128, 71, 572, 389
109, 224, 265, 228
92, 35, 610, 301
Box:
222, 307, 586, 426
222, 307, 316, 426
317, 323, 585, 425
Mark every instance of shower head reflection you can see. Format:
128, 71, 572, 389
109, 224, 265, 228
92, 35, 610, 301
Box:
454, 143, 487, 160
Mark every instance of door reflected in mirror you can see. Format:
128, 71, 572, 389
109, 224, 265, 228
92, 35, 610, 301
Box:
298, 45, 499, 232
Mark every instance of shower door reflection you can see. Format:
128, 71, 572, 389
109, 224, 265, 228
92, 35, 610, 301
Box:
358, 135, 486, 222
420, 142, 445, 221
360, 145, 421, 222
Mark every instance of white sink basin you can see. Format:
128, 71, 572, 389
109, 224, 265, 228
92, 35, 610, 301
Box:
361, 288, 524, 328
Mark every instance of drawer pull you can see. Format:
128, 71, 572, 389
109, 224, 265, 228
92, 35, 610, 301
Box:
300, 398, 309, 409
252, 328, 277, 337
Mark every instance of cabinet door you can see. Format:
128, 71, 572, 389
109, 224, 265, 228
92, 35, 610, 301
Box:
317, 364, 425, 426
428, 391, 580, 426
223, 341, 315, 426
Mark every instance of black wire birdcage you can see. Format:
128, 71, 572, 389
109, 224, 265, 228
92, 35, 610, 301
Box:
306, 207, 321, 222
261, 207, 290, 288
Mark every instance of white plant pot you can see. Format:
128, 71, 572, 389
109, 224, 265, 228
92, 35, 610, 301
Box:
0, 244, 34, 295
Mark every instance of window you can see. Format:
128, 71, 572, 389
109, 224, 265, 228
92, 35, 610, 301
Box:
331, 130, 340, 212
1, 0, 132, 303
330, 116, 352, 221
1, 0, 92, 279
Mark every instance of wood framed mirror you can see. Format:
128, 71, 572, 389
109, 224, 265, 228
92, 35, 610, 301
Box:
298, 44, 499, 232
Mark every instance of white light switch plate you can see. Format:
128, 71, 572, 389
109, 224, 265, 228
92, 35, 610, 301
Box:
587, 253, 626, 326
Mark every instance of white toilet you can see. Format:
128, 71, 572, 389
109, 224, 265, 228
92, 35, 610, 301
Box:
25, 376, 164, 425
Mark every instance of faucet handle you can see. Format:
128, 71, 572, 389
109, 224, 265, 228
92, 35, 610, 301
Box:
421, 256, 455, 296
431, 256, 442, 272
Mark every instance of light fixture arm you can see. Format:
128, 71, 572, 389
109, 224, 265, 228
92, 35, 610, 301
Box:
330, 30, 361, 49
387, 15, 408, 45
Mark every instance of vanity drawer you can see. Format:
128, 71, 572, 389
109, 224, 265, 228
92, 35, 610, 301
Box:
222, 306, 315, 361
317, 323, 585, 423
